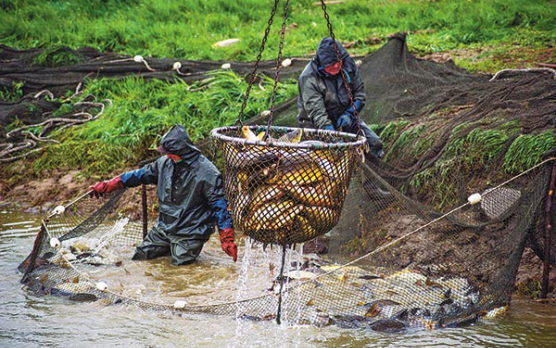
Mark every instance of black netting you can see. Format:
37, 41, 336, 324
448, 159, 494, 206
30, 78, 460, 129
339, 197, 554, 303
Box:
15, 34, 556, 331
213, 126, 365, 245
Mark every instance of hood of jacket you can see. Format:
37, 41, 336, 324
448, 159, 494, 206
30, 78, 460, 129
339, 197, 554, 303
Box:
315, 37, 350, 68
159, 124, 201, 163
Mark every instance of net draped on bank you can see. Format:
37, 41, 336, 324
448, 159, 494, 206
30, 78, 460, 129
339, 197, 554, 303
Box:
16, 24, 556, 332
18, 154, 555, 329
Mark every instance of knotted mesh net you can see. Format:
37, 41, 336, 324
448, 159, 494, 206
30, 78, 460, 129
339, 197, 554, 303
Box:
212, 126, 366, 245
18, 155, 554, 330
16, 33, 556, 331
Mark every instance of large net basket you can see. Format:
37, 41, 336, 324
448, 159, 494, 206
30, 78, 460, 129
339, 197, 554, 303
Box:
211, 125, 366, 245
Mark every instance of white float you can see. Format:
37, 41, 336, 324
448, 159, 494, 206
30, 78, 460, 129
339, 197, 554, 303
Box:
53, 205, 65, 215
467, 193, 482, 205
49, 237, 61, 249
96, 282, 108, 291
281, 58, 292, 67
174, 300, 187, 309
173, 62, 182, 70
133, 55, 144, 63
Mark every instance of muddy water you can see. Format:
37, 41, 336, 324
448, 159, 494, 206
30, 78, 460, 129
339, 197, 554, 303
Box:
2, 210, 556, 348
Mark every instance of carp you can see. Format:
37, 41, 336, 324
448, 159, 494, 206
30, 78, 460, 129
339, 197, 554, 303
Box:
225, 144, 278, 169
303, 206, 340, 229
248, 185, 285, 211
277, 129, 303, 143
293, 215, 317, 239
241, 126, 259, 141
269, 162, 324, 186
233, 192, 251, 225
368, 319, 406, 333
286, 182, 339, 208
246, 201, 302, 231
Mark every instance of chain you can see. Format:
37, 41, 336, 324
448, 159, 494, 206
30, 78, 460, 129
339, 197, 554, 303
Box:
319, 0, 363, 136
235, 0, 281, 128
264, 0, 290, 141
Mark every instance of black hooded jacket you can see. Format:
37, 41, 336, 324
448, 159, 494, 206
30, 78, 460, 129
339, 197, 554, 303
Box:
297, 37, 366, 128
119, 125, 232, 240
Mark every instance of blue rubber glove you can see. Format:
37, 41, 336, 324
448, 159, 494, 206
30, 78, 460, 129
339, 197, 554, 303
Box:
336, 113, 355, 129
322, 124, 335, 131
346, 100, 363, 116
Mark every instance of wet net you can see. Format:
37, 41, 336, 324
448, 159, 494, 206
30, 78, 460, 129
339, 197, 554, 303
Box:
18, 154, 555, 330
17, 33, 556, 331
211, 125, 365, 245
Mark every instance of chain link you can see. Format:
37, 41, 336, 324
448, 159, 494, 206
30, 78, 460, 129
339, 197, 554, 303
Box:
319, 0, 363, 136
235, 0, 281, 128
264, 0, 291, 140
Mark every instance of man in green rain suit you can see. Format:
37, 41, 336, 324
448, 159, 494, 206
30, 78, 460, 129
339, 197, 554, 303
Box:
89, 125, 237, 265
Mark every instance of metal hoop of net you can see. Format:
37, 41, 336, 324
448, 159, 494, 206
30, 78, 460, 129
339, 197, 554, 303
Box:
211, 125, 366, 245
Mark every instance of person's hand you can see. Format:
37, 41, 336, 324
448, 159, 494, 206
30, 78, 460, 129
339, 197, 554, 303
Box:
89, 176, 124, 198
219, 228, 237, 262
322, 124, 335, 132
336, 113, 354, 130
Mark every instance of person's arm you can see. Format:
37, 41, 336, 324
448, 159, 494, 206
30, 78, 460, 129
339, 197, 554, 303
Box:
351, 66, 366, 109
301, 76, 334, 129
119, 161, 159, 188
89, 160, 159, 198
342, 66, 366, 116
204, 171, 237, 262
336, 66, 366, 129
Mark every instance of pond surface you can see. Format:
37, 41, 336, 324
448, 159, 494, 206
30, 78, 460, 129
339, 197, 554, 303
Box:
1, 209, 556, 348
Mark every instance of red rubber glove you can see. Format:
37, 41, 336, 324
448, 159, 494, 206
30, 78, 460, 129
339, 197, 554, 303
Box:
89, 176, 124, 198
219, 228, 237, 262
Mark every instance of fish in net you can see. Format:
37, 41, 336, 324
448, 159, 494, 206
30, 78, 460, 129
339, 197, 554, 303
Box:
16, 32, 556, 331
17, 155, 555, 330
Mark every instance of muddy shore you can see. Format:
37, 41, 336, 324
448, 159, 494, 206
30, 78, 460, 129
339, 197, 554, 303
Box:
1, 169, 554, 300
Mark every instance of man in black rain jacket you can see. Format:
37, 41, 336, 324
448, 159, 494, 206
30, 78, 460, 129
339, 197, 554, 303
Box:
89, 125, 237, 265
297, 37, 384, 159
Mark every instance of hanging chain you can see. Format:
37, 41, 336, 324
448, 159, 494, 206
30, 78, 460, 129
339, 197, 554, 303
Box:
264, 0, 290, 141
235, 0, 281, 128
319, 0, 363, 136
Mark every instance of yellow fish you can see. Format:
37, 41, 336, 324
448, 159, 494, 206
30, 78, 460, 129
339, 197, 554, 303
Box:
302, 206, 340, 229
247, 201, 301, 231
277, 129, 303, 143
286, 182, 339, 208
248, 185, 285, 211
241, 126, 259, 141
294, 215, 317, 240
268, 162, 323, 186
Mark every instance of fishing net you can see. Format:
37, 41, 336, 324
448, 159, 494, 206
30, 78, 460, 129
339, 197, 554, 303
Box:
211, 125, 365, 245
16, 31, 556, 331
17, 156, 555, 330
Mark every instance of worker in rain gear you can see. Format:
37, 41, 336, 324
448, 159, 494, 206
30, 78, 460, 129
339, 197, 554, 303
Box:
297, 37, 384, 159
89, 124, 237, 265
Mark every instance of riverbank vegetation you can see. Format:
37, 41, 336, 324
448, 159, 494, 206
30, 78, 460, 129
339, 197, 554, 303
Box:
1, 0, 555, 195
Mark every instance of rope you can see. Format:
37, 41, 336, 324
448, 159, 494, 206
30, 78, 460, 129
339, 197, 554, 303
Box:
235, 0, 282, 128
36, 158, 555, 314
264, 0, 291, 141
490, 68, 556, 81
319, 0, 363, 136
275, 244, 288, 324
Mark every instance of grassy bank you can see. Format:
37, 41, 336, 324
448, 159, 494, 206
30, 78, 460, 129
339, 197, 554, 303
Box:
1, 0, 554, 65
1, 0, 555, 192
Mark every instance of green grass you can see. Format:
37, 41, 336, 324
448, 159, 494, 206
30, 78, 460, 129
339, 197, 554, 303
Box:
77, 70, 297, 146
1, 0, 554, 63
0, 81, 25, 101
1, 0, 555, 189
23, 70, 298, 176
375, 118, 548, 211
504, 131, 556, 174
